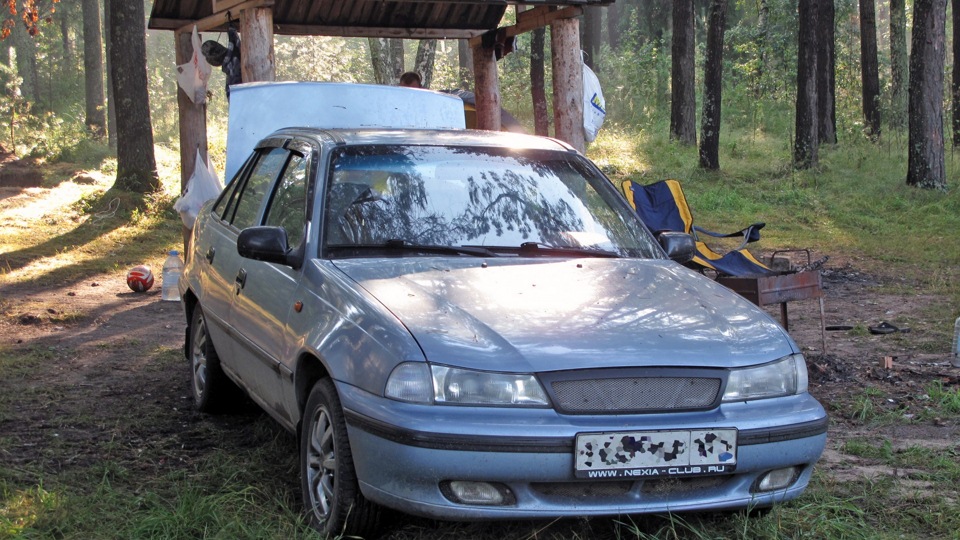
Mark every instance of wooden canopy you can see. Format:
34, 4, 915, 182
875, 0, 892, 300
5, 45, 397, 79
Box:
149, 0, 612, 223
149, 0, 610, 38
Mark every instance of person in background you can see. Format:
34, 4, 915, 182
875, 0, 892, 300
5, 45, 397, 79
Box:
399, 71, 423, 88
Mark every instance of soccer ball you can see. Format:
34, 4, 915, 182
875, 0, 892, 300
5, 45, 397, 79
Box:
127, 265, 154, 292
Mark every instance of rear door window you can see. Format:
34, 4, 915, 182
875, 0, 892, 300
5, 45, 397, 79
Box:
227, 147, 290, 230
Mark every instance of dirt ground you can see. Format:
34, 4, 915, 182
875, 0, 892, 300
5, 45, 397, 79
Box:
1, 180, 958, 533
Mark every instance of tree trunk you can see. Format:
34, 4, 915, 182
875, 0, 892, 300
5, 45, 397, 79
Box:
890, 0, 908, 130
457, 39, 473, 90
104, 0, 116, 149
60, 6, 75, 81
794, 0, 819, 169
671, 0, 697, 145
606, 4, 620, 51
817, 0, 837, 144
699, 0, 727, 170
82, 0, 106, 139
12, 23, 40, 108
754, 0, 769, 95
907, 0, 947, 189
859, 0, 881, 141
583, 6, 602, 69
953, 0, 960, 145
369, 38, 404, 85
531, 27, 549, 136
108, 0, 159, 193
413, 39, 437, 89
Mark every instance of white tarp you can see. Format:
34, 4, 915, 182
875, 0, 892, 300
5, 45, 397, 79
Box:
225, 82, 467, 181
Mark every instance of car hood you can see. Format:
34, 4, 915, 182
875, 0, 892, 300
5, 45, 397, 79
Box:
332, 257, 796, 373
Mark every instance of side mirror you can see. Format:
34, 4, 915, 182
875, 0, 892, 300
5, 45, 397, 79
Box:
657, 231, 696, 264
237, 226, 299, 267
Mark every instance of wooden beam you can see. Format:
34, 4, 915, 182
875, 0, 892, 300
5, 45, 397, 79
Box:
273, 24, 485, 40
469, 5, 582, 46
472, 41, 501, 132
551, 16, 584, 153
175, 31, 208, 256
213, 0, 248, 13
240, 6, 275, 82
175, 0, 273, 35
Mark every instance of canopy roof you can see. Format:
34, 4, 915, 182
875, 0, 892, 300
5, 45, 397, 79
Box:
149, 0, 612, 38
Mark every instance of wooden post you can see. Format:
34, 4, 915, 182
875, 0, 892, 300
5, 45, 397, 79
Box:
472, 41, 501, 132
550, 17, 585, 153
240, 6, 275, 82
175, 29, 208, 255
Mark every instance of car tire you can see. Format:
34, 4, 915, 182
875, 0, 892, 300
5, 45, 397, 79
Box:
301, 378, 381, 538
188, 305, 240, 413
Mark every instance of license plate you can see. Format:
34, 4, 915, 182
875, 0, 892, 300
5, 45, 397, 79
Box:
575, 429, 737, 479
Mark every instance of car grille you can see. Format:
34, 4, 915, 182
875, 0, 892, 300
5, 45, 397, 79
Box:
550, 376, 721, 413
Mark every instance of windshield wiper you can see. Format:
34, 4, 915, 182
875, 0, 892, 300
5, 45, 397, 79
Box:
328, 239, 499, 257
465, 242, 620, 258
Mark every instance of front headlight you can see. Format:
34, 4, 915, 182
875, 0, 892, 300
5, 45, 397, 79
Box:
722, 354, 808, 402
384, 363, 550, 407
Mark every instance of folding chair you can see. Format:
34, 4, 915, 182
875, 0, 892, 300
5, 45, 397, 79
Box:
619, 179, 827, 350
619, 179, 775, 277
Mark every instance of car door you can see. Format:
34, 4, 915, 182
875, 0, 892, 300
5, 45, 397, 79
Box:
229, 140, 315, 424
201, 141, 291, 389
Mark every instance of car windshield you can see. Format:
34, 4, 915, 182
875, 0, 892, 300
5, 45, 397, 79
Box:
323, 145, 662, 259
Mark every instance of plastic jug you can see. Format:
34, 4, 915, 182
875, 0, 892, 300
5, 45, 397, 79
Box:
161, 250, 184, 301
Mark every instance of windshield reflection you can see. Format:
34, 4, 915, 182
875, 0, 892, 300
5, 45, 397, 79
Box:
323, 145, 660, 258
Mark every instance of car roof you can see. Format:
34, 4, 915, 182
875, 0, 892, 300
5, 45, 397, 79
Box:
267, 127, 578, 153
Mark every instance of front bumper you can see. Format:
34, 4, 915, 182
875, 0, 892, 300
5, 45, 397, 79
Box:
338, 383, 828, 520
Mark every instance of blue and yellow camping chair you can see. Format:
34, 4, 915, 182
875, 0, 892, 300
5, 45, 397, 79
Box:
620, 179, 776, 277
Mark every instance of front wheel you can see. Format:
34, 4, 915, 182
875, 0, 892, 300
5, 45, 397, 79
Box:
300, 378, 381, 537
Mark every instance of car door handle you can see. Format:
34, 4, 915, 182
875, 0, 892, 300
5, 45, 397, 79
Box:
205, 247, 216, 263
235, 268, 247, 294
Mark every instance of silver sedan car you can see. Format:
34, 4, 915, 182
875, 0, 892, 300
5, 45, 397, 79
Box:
180, 128, 827, 537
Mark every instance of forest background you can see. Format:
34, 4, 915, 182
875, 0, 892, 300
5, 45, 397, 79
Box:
2, 0, 960, 539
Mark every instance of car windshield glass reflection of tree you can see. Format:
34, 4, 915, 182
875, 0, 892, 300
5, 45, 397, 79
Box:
325, 146, 659, 258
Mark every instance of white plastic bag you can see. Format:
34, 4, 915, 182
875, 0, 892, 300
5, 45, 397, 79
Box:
582, 59, 606, 143
174, 149, 223, 229
176, 26, 212, 105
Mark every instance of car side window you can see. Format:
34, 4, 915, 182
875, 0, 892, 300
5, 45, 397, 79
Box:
264, 152, 308, 249
230, 147, 290, 230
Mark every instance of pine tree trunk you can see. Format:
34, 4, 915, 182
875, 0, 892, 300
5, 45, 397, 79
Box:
583, 6, 602, 69
108, 0, 159, 193
754, 0, 769, 95
414, 39, 437, 89
60, 7, 75, 80
82, 0, 106, 139
699, 0, 727, 170
794, 0, 819, 169
368, 38, 404, 85
671, 0, 697, 145
817, 0, 837, 144
906, 0, 947, 189
890, 0, 908, 130
531, 27, 549, 136
457, 39, 473, 90
12, 24, 39, 107
606, 4, 620, 51
104, 0, 117, 149
859, 0, 881, 141
952, 0, 960, 145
